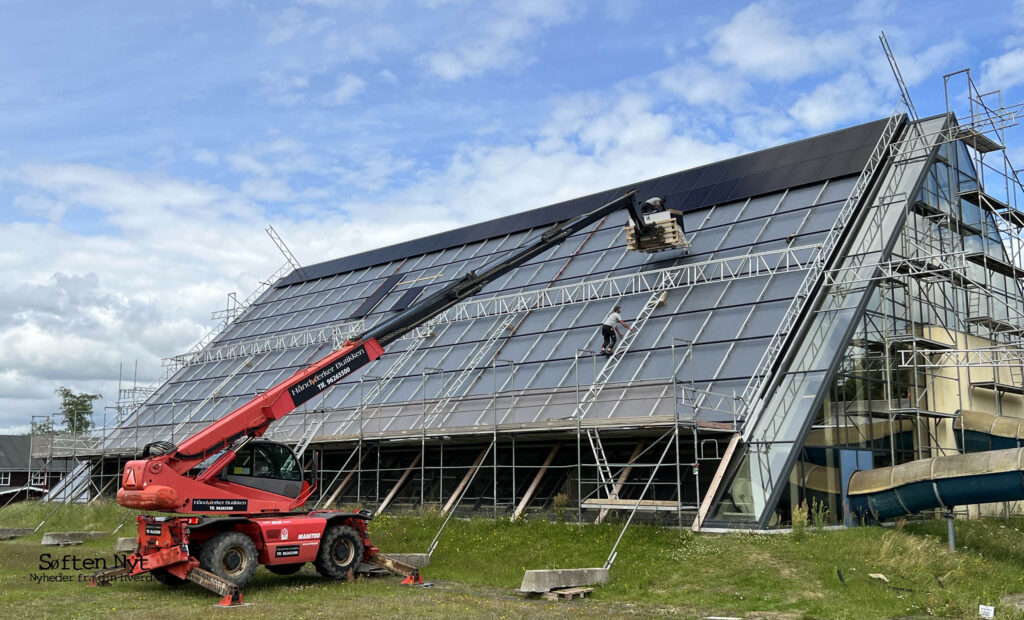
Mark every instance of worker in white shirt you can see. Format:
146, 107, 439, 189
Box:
600, 305, 631, 356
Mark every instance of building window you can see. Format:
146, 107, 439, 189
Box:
30, 472, 46, 486
0, 472, 9, 486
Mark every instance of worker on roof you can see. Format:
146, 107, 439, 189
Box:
600, 305, 632, 356
642, 196, 666, 214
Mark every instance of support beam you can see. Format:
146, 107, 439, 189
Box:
512, 445, 559, 521
322, 450, 369, 509
692, 433, 740, 531
376, 453, 422, 514
595, 441, 644, 524
90, 474, 118, 503
442, 447, 489, 514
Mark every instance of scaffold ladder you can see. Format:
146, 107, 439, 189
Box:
422, 312, 523, 428
571, 290, 666, 421
740, 110, 903, 432
585, 428, 615, 497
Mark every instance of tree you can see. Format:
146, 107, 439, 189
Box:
30, 418, 54, 435
55, 386, 100, 434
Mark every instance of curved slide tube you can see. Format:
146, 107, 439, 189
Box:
955, 409, 1024, 452
847, 447, 1024, 521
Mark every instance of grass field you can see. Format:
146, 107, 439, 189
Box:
2, 501, 1024, 619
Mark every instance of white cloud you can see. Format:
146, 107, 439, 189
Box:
710, 2, 861, 81
981, 48, 1024, 92
322, 73, 366, 106
262, 8, 306, 45
789, 72, 884, 131
193, 149, 219, 166
377, 69, 398, 84
657, 62, 750, 107
259, 70, 311, 106
421, 0, 580, 81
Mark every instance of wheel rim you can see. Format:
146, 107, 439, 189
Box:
332, 538, 355, 566
221, 545, 248, 576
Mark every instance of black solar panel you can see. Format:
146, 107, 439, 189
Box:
273, 118, 890, 290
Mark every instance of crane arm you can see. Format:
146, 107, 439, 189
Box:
136, 190, 642, 476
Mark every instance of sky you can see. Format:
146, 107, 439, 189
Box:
1, 0, 1023, 434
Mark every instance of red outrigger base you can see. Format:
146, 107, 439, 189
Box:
91, 514, 423, 606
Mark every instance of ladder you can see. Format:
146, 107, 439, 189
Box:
740, 111, 902, 427
170, 355, 255, 441
294, 332, 431, 458
585, 428, 615, 497
422, 312, 523, 429
571, 290, 666, 421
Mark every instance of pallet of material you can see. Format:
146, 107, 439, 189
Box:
625, 210, 690, 253
542, 586, 594, 600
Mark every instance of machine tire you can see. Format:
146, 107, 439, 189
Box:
266, 563, 304, 576
199, 531, 258, 587
314, 524, 363, 580
151, 568, 188, 587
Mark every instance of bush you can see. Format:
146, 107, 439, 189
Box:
811, 499, 830, 530
553, 493, 569, 523
791, 500, 809, 539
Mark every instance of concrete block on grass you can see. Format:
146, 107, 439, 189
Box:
519, 568, 609, 593
41, 531, 108, 546
0, 528, 34, 540
385, 553, 430, 568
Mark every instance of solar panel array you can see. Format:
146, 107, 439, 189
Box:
104, 120, 887, 451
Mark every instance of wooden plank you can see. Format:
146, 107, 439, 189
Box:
512, 444, 559, 521
595, 441, 644, 524
582, 498, 678, 508
442, 446, 489, 514
375, 452, 422, 514
691, 433, 741, 531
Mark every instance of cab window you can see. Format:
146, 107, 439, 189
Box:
230, 443, 300, 481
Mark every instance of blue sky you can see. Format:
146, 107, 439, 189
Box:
1, 0, 1022, 432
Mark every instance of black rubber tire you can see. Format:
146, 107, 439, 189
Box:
266, 563, 304, 576
314, 524, 363, 580
199, 531, 259, 588
151, 568, 188, 587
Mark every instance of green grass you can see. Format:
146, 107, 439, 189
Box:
3, 501, 1024, 618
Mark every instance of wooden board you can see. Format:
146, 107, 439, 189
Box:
542, 587, 594, 600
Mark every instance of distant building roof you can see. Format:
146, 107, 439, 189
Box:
0, 435, 31, 471
0, 435, 72, 472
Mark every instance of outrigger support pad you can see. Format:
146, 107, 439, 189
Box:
187, 567, 244, 606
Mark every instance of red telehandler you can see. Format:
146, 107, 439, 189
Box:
91, 191, 651, 605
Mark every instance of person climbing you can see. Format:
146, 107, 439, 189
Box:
600, 305, 632, 356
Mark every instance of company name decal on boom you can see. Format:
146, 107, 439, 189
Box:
192, 499, 248, 512
288, 344, 369, 406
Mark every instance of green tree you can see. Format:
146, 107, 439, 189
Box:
30, 418, 55, 435
55, 386, 100, 434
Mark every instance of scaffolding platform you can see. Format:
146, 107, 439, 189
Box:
970, 381, 1024, 395
953, 125, 1004, 154
965, 252, 1024, 279
958, 190, 1024, 229
885, 334, 955, 351
625, 210, 690, 253
965, 314, 1023, 334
